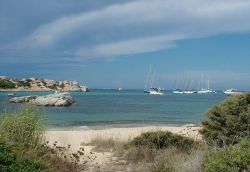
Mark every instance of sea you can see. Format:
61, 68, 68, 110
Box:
0, 90, 227, 129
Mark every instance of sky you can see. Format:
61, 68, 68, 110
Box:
1, 0, 250, 90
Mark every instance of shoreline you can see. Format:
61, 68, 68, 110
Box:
46, 123, 200, 131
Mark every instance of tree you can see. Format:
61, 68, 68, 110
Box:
200, 93, 250, 147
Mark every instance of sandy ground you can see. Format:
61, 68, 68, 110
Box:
45, 125, 201, 172
45, 126, 201, 150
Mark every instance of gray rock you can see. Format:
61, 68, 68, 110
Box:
9, 95, 38, 103
31, 92, 75, 106
9, 92, 75, 107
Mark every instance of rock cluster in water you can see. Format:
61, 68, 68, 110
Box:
9, 92, 75, 107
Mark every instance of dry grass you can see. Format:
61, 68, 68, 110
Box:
87, 137, 124, 153
0, 106, 85, 172
88, 133, 207, 172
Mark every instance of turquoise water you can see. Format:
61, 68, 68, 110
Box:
0, 90, 227, 128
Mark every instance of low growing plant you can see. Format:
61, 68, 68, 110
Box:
0, 142, 48, 172
151, 165, 175, 172
0, 106, 44, 152
0, 106, 85, 171
127, 131, 196, 150
203, 138, 250, 172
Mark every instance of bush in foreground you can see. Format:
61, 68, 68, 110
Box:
200, 93, 250, 147
0, 106, 44, 152
127, 131, 195, 150
0, 142, 47, 172
203, 138, 250, 172
0, 106, 83, 172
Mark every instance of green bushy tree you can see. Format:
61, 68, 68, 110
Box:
200, 93, 250, 147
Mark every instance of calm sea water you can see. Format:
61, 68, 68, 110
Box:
0, 90, 227, 128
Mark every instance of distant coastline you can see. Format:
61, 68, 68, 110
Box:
0, 75, 89, 92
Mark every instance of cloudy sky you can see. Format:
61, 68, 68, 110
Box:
1, 0, 250, 90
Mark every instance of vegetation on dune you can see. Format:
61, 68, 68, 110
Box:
0, 106, 84, 172
0, 106, 44, 151
0, 142, 47, 172
200, 92, 250, 147
127, 130, 196, 151
203, 138, 250, 172
151, 165, 175, 172
114, 131, 202, 172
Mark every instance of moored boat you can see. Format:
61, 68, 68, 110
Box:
7, 92, 16, 97
173, 89, 184, 94
149, 88, 164, 95
183, 90, 195, 94
224, 89, 243, 96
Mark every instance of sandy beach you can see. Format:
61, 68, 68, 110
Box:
45, 125, 201, 150
45, 125, 201, 171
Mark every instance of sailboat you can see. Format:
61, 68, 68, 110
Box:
144, 66, 164, 95
173, 89, 184, 94
183, 79, 195, 94
197, 78, 214, 94
149, 88, 164, 95
172, 76, 184, 94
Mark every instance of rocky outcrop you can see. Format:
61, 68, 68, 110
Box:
9, 92, 75, 107
31, 92, 75, 106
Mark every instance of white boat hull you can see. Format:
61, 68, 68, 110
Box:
183, 91, 195, 94
149, 90, 164, 95
224, 89, 243, 96
173, 91, 183, 94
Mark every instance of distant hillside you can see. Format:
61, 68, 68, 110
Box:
0, 75, 88, 92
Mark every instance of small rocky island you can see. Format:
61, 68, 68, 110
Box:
9, 92, 75, 106
0, 75, 89, 92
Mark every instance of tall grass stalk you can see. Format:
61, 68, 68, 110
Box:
0, 106, 45, 153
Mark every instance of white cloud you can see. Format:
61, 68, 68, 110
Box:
12, 0, 250, 59
75, 34, 182, 59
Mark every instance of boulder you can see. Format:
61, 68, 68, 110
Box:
9, 92, 75, 107
31, 92, 75, 106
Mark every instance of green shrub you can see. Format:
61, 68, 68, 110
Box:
0, 142, 15, 165
0, 142, 47, 172
203, 138, 250, 172
200, 93, 250, 147
127, 131, 195, 150
0, 106, 82, 171
0, 80, 16, 89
